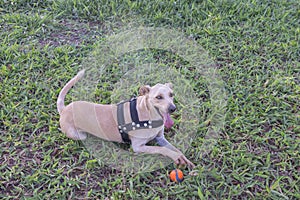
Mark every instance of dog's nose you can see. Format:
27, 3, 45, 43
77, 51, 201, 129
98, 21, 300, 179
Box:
168, 105, 176, 113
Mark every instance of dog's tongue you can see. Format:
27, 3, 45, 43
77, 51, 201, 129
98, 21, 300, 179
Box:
163, 113, 174, 129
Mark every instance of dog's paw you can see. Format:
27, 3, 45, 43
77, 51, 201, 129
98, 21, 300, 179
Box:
174, 154, 195, 169
67, 131, 87, 140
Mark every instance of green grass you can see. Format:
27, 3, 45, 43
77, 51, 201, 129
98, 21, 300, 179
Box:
1, 0, 299, 199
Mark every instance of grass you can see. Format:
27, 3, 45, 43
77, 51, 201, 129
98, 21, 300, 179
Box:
0, 0, 299, 199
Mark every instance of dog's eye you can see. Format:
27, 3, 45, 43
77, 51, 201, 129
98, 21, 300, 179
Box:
170, 93, 174, 97
156, 95, 163, 100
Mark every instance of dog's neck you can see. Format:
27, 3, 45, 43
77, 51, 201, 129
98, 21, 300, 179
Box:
136, 96, 162, 121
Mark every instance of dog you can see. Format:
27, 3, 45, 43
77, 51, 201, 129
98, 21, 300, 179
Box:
57, 70, 195, 168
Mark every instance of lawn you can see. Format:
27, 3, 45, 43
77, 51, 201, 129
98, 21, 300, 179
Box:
0, 0, 299, 199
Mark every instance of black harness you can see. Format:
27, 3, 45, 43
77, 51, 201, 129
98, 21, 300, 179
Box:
117, 97, 163, 143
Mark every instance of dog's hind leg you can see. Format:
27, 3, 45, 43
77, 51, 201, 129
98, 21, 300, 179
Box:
65, 126, 87, 140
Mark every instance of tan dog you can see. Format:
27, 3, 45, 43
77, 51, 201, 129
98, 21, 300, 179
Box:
57, 70, 195, 168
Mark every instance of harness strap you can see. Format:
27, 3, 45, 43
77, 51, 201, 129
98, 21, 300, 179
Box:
117, 101, 131, 143
117, 98, 163, 143
130, 98, 139, 123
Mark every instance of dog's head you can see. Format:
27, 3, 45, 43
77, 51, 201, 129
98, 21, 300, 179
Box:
139, 83, 175, 128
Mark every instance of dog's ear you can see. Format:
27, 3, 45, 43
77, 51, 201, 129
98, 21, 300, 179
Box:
139, 85, 151, 96
165, 82, 173, 89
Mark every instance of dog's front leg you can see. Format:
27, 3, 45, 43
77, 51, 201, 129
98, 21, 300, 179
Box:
155, 131, 195, 168
155, 134, 181, 153
132, 144, 184, 164
131, 138, 195, 168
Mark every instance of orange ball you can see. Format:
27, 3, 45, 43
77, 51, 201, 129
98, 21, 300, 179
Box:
169, 169, 184, 183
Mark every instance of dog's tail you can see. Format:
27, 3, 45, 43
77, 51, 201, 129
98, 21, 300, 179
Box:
57, 69, 85, 114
